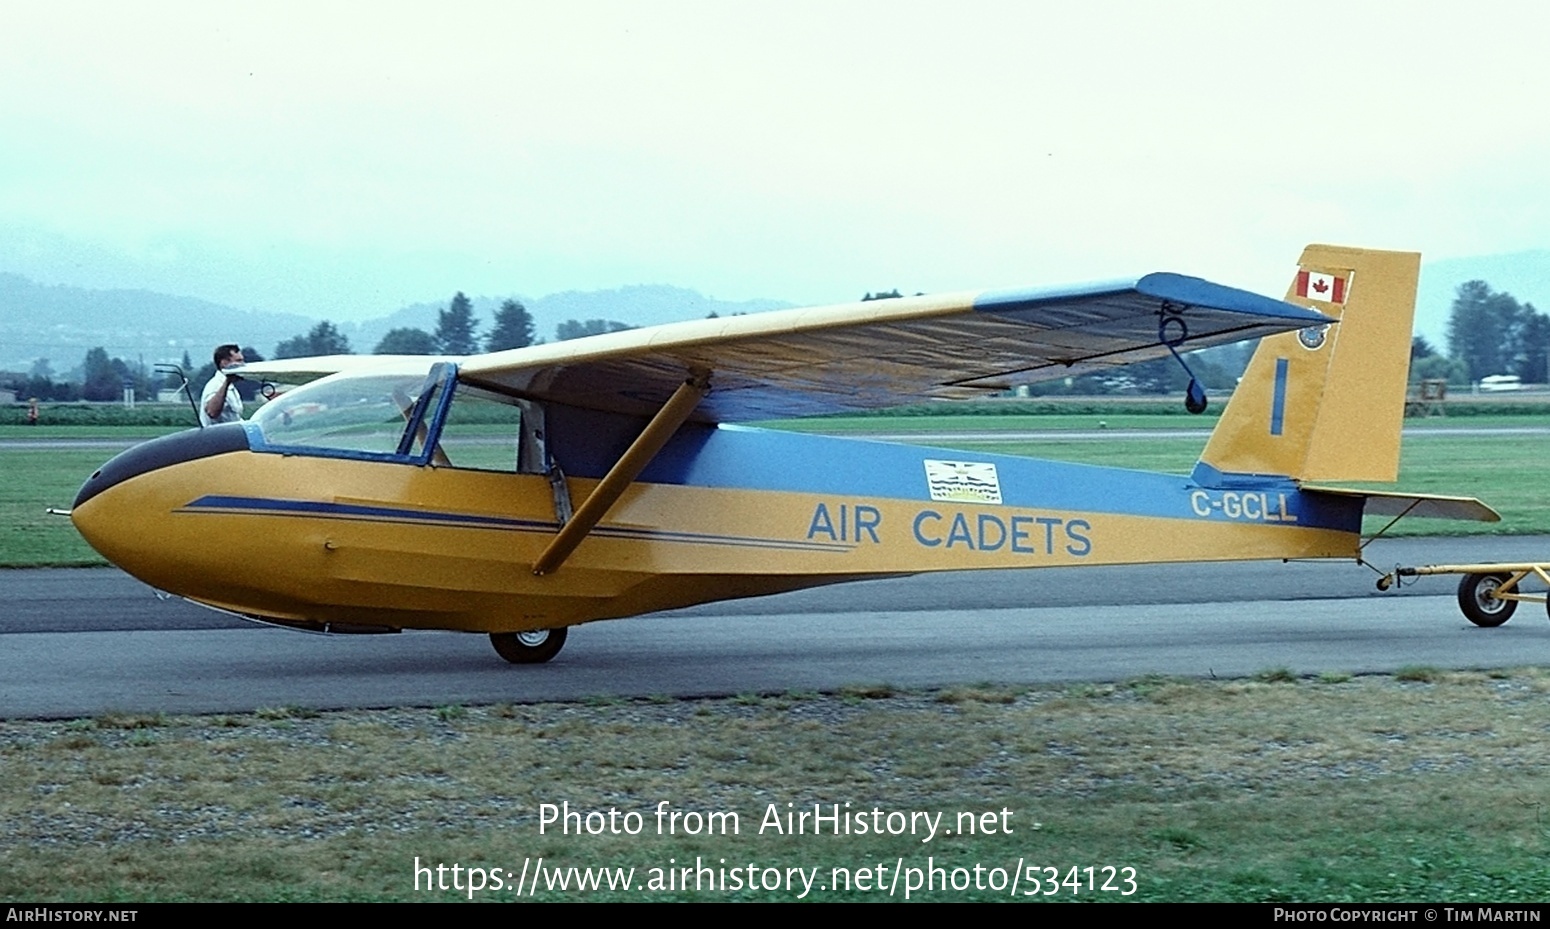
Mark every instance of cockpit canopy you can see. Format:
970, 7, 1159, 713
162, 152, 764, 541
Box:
250, 371, 429, 456
247, 364, 546, 473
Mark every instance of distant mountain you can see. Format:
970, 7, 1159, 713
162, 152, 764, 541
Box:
0, 273, 315, 372
534, 285, 791, 333
0, 273, 794, 372
1415, 250, 1550, 351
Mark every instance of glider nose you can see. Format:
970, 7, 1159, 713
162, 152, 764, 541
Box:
72, 423, 252, 582
71, 422, 255, 605
73, 423, 251, 512
71, 425, 253, 570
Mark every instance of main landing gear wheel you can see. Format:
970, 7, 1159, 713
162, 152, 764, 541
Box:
490, 627, 568, 664
1457, 572, 1516, 627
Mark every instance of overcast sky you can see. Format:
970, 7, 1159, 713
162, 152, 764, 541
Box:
0, 1, 1545, 319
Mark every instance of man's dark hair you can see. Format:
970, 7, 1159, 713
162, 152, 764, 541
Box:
213, 344, 241, 367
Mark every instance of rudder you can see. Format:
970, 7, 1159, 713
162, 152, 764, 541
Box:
1195, 244, 1419, 485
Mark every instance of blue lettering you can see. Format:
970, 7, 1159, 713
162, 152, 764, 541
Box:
913, 508, 1092, 556
1065, 519, 1092, 557
855, 506, 882, 544
1036, 516, 1061, 554
976, 514, 1006, 551
807, 503, 837, 541
1010, 516, 1035, 554
946, 513, 974, 549
913, 510, 943, 547
838, 504, 848, 541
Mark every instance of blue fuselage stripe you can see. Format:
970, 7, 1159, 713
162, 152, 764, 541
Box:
175, 495, 855, 552
553, 424, 1359, 531
1270, 358, 1289, 437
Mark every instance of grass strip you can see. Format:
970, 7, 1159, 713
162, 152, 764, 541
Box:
5, 671, 1550, 901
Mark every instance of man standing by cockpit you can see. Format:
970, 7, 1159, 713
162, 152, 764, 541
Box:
199, 344, 245, 427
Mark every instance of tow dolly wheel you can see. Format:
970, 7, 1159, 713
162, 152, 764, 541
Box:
1457, 572, 1517, 627
490, 627, 568, 664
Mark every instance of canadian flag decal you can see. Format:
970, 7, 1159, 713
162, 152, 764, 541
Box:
1295, 270, 1348, 304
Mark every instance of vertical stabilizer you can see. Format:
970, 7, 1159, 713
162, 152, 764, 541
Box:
1195, 245, 1419, 485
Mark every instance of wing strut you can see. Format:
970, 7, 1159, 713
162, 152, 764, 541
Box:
531, 373, 710, 576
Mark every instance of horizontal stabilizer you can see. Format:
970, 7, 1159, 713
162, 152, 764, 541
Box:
1302, 486, 1501, 523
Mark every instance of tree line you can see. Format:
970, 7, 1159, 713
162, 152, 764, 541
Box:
3, 293, 631, 401
7, 352, 163, 403
272, 294, 537, 358
1412, 280, 1549, 385
289, 293, 633, 358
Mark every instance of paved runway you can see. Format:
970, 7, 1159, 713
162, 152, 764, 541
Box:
3, 535, 1547, 720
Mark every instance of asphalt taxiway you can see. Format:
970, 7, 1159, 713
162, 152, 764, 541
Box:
3, 535, 1548, 719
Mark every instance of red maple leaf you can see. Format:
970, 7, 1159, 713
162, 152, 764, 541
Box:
1312, 278, 1329, 294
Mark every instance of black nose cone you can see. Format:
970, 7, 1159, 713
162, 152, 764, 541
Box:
74, 423, 251, 509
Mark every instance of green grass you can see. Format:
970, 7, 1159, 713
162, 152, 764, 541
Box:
0, 449, 126, 566
1342, 434, 1550, 536
6, 672, 1550, 901
0, 403, 201, 427
0, 424, 184, 440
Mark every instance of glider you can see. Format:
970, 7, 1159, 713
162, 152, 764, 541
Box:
71, 244, 1496, 663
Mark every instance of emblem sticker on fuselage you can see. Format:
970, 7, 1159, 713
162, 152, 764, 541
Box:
924, 460, 1002, 505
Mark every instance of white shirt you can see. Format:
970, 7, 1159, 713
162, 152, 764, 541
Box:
199, 372, 243, 427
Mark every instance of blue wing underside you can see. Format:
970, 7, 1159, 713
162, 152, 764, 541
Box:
462, 272, 1330, 422
238, 272, 1332, 424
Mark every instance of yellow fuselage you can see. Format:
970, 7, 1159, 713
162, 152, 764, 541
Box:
72, 428, 1361, 634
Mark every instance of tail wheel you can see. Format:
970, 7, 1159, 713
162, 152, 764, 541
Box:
1457, 573, 1517, 627
490, 627, 568, 664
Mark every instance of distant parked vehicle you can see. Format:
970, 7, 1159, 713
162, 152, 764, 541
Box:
1479, 374, 1524, 392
